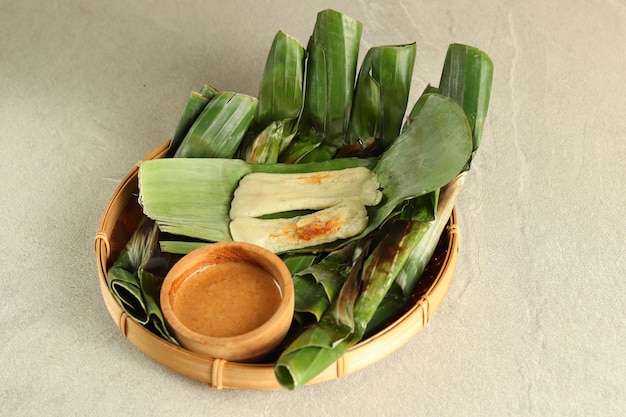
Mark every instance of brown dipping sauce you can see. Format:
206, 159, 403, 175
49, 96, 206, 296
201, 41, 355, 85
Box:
172, 262, 282, 338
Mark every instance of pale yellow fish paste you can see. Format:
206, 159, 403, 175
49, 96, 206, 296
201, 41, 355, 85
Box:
173, 262, 283, 338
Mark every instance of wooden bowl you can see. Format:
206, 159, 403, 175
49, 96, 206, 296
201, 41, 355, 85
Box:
94, 141, 460, 390
160, 242, 294, 362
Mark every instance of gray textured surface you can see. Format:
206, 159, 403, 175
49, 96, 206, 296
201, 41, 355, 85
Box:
1, 1, 624, 416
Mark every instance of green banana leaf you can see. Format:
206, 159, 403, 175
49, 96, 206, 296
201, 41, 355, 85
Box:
173, 92, 257, 158
439, 43, 493, 155
275, 211, 433, 388
138, 157, 376, 244
348, 43, 417, 152
278, 135, 322, 164
365, 173, 466, 334
244, 120, 296, 164
293, 242, 360, 324
395, 189, 439, 222
295, 143, 339, 163
138, 93, 472, 250
358, 93, 472, 238
274, 45, 493, 387
367, 45, 493, 332
243, 30, 305, 163
282, 9, 363, 162
167, 84, 217, 157
281, 253, 317, 275
106, 217, 178, 344
255, 30, 305, 127
347, 73, 381, 148
109, 89, 255, 343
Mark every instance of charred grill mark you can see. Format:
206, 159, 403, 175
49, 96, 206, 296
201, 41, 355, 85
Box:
296, 218, 342, 241
267, 217, 342, 242
361, 221, 413, 286
372, 221, 413, 263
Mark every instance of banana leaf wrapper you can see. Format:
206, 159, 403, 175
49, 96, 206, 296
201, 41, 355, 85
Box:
274, 45, 493, 386
439, 43, 493, 160
292, 242, 364, 325
281, 9, 363, 162
243, 30, 305, 163
107, 86, 259, 343
275, 203, 438, 389
367, 44, 493, 329
139, 93, 472, 251
106, 217, 178, 344
365, 173, 465, 334
173, 92, 257, 158
167, 84, 218, 157
348, 43, 416, 153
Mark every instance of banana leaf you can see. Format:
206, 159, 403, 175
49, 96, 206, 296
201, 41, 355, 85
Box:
348, 43, 416, 152
282, 9, 362, 162
294, 143, 339, 163
274, 55, 492, 387
138, 157, 376, 244
347, 73, 381, 149
278, 135, 322, 164
255, 31, 305, 128
368, 189, 439, 326
275, 173, 465, 388
392, 83, 440, 220
403, 84, 438, 131
357, 93, 472, 239
243, 31, 305, 163
293, 242, 361, 324
367, 46, 493, 331
439, 43, 493, 156
138, 93, 472, 250
275, 209, 435, 388
106, 217, 178, 344
173, 92, 257, 158
244, 120, 296, 164
275, 237, 370, 388
365, 173, 466, 334
167, 84, 218, 156
395, 189, 439, 222
109, 90, 254, 343
281, 253, 317, 275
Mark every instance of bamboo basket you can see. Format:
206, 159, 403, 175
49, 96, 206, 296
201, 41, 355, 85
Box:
94, 141, 461, 390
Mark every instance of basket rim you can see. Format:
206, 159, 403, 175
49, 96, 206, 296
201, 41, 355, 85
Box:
94, 141, 460, 390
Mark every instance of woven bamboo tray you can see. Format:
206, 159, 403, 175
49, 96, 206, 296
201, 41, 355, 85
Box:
94, 141, 460, 390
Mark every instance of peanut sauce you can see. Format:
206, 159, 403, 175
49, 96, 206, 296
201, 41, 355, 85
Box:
172, 262, 282, 338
